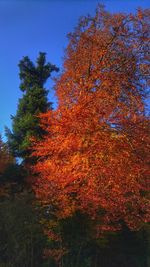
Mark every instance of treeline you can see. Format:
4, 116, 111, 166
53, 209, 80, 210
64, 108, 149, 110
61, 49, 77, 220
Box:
0, 5, 150, 267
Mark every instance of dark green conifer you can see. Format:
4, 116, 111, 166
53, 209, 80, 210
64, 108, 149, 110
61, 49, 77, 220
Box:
6, 52, 59, 160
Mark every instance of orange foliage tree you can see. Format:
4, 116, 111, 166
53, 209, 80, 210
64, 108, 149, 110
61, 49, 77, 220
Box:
31, 6, 150, 235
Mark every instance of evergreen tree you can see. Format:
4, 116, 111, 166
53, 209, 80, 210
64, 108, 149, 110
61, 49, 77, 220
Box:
0, 135, 14, 176
6, 52, 59, 160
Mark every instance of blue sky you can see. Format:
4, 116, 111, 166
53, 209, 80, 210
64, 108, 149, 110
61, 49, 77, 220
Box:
0, 0, 149, 137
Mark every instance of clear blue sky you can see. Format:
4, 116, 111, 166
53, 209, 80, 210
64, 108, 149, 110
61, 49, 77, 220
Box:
0, 0, 149, 137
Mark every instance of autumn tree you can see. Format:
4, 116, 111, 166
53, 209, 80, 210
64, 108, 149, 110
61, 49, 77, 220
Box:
6, 52, 59, 161
31, 6, 150, 264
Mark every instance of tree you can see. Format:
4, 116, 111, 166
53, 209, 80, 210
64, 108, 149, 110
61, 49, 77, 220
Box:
6, 52, 59, 161
32, 6, 149, 227
0, 135, 15, 197
31, 6, 150, 264
0, 136, 52, 266
0, 135, 14, 179
2, 53, 59, 266
0, 190, 52, 267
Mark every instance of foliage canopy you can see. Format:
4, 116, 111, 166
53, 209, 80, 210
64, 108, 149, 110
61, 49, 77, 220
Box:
32, 6, 150, 236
